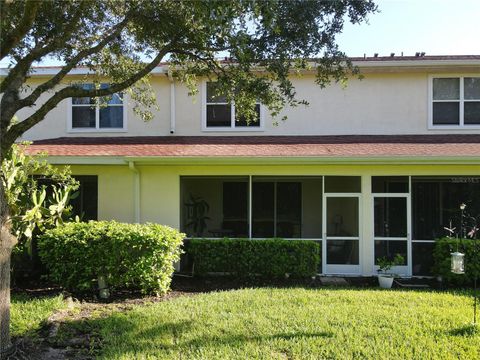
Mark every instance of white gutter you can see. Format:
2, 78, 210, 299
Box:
3, 58, 480, 78
128, 161, 141, 223
167, 71, 176, 134
124, 155, 480, 166
44, 155, 480, 166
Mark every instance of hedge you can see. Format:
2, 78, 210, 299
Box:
433, 237, 480, 285
187, 238, 320, 278
38, 221, 184, 294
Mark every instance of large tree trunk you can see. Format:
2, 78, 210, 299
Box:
0, 180, 16, 359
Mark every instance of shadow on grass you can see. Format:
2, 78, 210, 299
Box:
57, 314, 333, 357
448, 324, 479, 337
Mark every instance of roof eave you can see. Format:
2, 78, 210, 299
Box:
43, 155, 480, 166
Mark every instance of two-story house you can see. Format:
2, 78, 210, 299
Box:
12, 55, 480, 277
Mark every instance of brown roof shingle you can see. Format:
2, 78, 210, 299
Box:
26, 135, 480, 159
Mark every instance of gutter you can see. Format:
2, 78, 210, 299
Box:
128, 161, 141, 223
43, 155, 480, 166
167, 70, 176, 134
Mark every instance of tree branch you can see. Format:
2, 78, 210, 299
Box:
0, 2, 89, 95
14, 18, 130, 112
0, 0, 40, 61
4, 49, 169, 149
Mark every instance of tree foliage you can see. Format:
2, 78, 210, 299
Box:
0, 0, 377, 158
1, 143, 79, 252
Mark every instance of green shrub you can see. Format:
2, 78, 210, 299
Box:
188, 238, 320, 278
433, 237, 480, 285
38, 221, 184, 294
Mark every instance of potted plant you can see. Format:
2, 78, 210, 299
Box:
376, 254, 404, 289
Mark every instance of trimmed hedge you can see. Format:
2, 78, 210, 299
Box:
38, 221, 184, 294
433, 237, 480, 285
188, 238, 320, 278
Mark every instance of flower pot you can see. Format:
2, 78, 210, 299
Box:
378, 275, 394, 289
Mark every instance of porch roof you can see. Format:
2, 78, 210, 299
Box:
26, 135, 480, 161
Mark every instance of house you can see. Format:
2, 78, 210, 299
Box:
11, 55, 480, 277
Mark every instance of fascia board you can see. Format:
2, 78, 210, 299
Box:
123, 155, 480, 166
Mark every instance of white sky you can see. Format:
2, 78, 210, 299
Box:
337, 0, 480, 57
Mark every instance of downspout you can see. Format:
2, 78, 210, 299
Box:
167, 70, 176, 134
128, 161, 141, 223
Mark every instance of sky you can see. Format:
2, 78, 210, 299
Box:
1, 0, 479, 68
337, 0, 480, 57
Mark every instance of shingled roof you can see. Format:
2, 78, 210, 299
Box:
26, 135, 480, 159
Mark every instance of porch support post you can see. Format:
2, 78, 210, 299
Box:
361, 175, 373, 276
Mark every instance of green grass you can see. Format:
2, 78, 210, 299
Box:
71, 288, 480, 359
10, 293, 65, 337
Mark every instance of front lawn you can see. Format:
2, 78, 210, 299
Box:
67, 288, 479, 359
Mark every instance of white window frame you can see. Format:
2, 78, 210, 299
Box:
428, 74, 480, 129
67, 87, 127, 133
201, 80, 265, 132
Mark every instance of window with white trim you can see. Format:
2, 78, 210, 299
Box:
71, 83, 124, 130
204, 81, 261, 130
431, 76, 480, 127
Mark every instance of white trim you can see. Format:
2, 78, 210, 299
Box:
41, 154, 480, 166
3, 58, 480, 78
323, 193, 362, 275
371, 193, 411, 277
428, 74, 480, 130
201, 80, 265, 132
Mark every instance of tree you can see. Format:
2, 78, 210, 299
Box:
3, 143, 78, 250
0, 0, 377, 354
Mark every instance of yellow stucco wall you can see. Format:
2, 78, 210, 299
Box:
68, 162, 480, 276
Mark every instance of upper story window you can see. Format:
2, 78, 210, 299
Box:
70, 83, 125, 131
430, 76, 480, 127
203, 81, 262, 131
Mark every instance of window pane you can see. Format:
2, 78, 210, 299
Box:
374, 240, 407, 265
464, 77, 480, 100
432, 102, 459, 125
206, 82, 227, 103
300, 177, 323, 238
72, 83, 95, 104
327, 197, 359, 237
374, 197, 407, 237
433, 78, 459, 100
464, 102, 480, 124
180, 176, 249, 237
276, 182, 301, 238
325, 176, 361, 193
70, 176, 98, 221
223, 182, 248, 237
104, 93, 123, 105
206, 104, 231, 127
372, 176, 409, 193
412, 176, 480, 240
327, 240, 359, 265
236, 104, 261, 127
252, 182, 274, 237
72, 106, 95, 128
100, 106, 123, 128
412, 242, 435, 276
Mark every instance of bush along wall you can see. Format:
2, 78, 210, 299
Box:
433, 237, 480, 286
187, 238, 321, 278
38, 221, 185, 295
